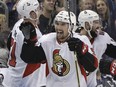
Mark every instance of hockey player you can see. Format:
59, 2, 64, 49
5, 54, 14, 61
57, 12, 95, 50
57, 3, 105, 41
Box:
20, 10, 98, 87
2, 0, 46, 87
77, 10, 116, 87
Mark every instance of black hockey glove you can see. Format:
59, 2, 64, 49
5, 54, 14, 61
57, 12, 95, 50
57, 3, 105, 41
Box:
67, 37, 88, 56
67, 37, 98, 72
19, 22, 37, 44
99, 59, 116, 80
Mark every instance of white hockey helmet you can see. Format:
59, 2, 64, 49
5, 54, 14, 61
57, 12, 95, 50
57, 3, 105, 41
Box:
54, 10, 77, 32
78, 10, 100, 38
78, 10, 99, 31
16, 0, 39, 20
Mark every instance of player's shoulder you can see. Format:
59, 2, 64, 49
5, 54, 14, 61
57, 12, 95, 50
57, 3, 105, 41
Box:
11, 19, 24, 32
39, 33, 56, 43
73, 32, 88, 39
11, 19, 24, 38
97, 31, 111, 41
73, 32, 89, 42
73, 32, 92, 47
12, 19, 24, 30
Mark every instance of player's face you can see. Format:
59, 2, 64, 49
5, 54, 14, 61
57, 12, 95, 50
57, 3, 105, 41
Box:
92, 20, 102, 34
55, 21, 69, 42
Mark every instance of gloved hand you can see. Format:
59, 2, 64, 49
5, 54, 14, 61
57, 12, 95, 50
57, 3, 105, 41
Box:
99, 59, 116, 80
66, 37, 88, 55
19, 22, 37, 44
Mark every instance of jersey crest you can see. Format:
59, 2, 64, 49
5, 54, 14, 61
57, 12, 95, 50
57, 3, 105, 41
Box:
52, 49, 70, 76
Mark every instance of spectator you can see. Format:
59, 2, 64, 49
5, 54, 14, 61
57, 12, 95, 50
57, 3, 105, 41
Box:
95, 0, 116, 41
0, 1, 5, 14
76, 0, 95, 32
0, 30, 10, 68
38, 0, 65, 35
0, 38, 9, 68
0, 30, 10, 86
0, 14, 8, 32
79, 0, 95, 12
5, 0, 18, 29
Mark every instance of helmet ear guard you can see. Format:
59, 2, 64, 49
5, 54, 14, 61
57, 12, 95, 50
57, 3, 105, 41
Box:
16, 0, 39, 20
54, 11, 77, 32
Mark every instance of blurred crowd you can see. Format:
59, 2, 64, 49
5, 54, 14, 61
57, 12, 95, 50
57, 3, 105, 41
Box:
0, 0, 116, 38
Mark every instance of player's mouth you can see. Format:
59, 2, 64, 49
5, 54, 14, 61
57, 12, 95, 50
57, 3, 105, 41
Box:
57, 30, 63, 35
57, 30, 64, 38
95, 26, 102, 34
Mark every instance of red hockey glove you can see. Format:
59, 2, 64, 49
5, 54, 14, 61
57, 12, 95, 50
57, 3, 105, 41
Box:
99, 59, 116, 80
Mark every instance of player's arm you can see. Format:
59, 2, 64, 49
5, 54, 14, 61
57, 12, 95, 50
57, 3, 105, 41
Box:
99, 59, 116, 80
67, 37, 98, 72
105, 44, 116, 58
20, 22, 46, 63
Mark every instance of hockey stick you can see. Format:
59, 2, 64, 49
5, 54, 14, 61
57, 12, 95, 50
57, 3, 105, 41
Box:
66, 0, 80, 87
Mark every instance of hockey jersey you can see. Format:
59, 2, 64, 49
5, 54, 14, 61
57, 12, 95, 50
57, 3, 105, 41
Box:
3, 19, 46, 87
37, 32, 95, 87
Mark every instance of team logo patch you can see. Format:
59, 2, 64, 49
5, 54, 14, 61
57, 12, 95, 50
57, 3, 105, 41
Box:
52, 49, 70, 76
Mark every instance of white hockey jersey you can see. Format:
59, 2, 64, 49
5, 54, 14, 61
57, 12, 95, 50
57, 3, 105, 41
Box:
93, 32, 116, 61
87, 32, 116, 87
3, 19, 46, 87
38, 32, 94, 87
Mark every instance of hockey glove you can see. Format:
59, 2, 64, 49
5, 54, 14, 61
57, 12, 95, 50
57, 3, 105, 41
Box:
67, 37, 88, 56
19, 22, 37, 44
67, 37, 98, 72
99, 59, 116, 80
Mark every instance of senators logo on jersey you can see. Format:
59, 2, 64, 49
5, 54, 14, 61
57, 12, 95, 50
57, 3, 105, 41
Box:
52, 49, 70, 76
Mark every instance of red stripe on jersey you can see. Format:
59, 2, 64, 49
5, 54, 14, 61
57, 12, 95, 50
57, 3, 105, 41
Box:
79, 64, 87, 81
23, 63, 41, 78
46, 62, 49, 77
30, 36, 37, 42
9, 41, 17, 67
90, 38, 94, 44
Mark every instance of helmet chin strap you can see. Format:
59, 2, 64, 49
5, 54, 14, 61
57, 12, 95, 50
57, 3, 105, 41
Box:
84, 22, 93, 38
87, 30, 93, 38
84, 27, 93, 38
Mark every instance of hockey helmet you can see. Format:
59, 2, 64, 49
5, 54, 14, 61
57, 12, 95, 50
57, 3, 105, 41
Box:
16, 0, 39, 20
54, 10, 77, 32
78, 10, 99, 31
